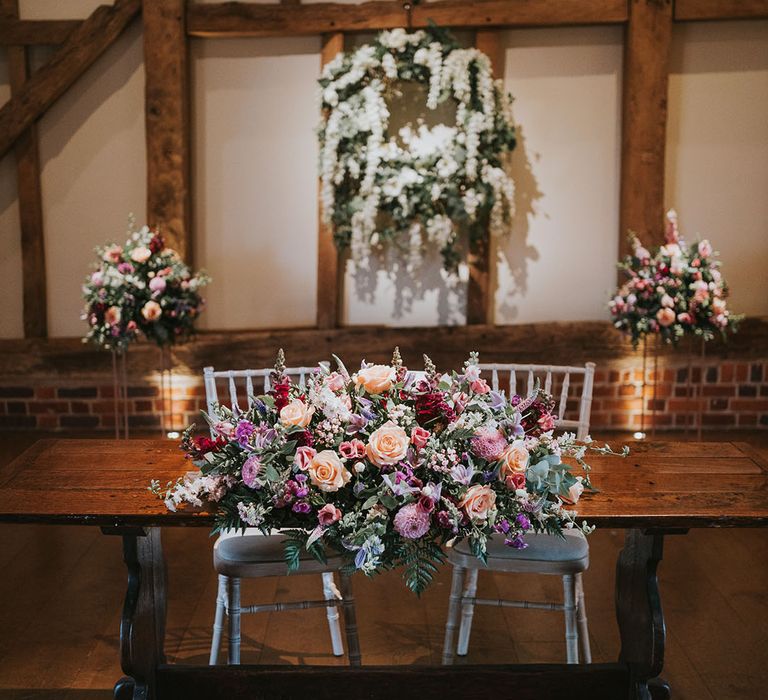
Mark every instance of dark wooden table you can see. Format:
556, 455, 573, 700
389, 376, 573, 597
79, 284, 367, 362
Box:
0, 439, 766, 700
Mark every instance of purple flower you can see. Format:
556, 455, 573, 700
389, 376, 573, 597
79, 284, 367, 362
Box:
241, 455, 262, 488
505, 534, 528, 550
494, 518, 511, 534
117, 262, 134, 274
515, 513, 531, 531
292, 501, 311, 514
393, 503, 431, 539
488, 391, 507, 410
235, 420, 255, 446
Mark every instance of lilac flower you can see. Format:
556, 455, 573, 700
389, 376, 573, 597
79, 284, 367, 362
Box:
235, 419, 255, 446
251, 426, 277, 450
241, 455, 263, 489
345, 414, 368, 435
449, 463, 474, 486
516, 513, 531, 531
393, 503, 431, 539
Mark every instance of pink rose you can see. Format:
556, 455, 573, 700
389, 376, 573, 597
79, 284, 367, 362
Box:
213, 420, 235, 438
294, 446, 317, 471
91, 271, 104, 287
656, 307, 675, 327
241, 455, 263, 488
149, 276, 167, 294
103, 245, 122, 263
339, 439, 366, 460
410, 426, 430, 450
326, 372, 346, 392
698, 240, 712, 258
470, 378, 490, 394
561, 477, 585, 505
538, 412, 556, 432
660, 294, 674, 308
505, 472, 526, 491
677, 312, 692, 324
318, 503, 342, 526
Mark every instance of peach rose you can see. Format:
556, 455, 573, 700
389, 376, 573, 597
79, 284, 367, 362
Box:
354, 364, 395, 394
366, 422, 410, 467
459, 484, 497, 521
308, 450, 351, 493
498, 440, 529, 482
470, 378, 490, 394
141, 300, 162, 321
656, 307, 675, 327
103, 245, 122, 263
280, 399, 315, 428
130, 246, 152, 264
104, 306, 121, 325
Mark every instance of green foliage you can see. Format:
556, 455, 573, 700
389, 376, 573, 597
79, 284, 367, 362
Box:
397, 538, 446, 596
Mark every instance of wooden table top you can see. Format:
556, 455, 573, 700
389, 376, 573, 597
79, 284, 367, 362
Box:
0, 438, 766, 529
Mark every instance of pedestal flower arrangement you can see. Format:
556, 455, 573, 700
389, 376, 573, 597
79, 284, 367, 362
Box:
152, 350, 625, 594
318, 27, 517, 273
82, 218, 210, 437
609, 209, 739, 348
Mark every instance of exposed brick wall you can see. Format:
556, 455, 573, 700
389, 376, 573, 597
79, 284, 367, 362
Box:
0, 357, 766, 433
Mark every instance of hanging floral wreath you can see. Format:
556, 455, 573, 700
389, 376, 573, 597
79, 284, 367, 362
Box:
318, 27, 517, 272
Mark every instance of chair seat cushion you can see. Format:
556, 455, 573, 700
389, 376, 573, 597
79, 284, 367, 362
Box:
448, 529, 589, 574
213, 534, 342, 578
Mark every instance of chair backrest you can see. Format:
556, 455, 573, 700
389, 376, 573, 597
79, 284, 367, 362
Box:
203, 365, 321, 421
478, 362, 596, 440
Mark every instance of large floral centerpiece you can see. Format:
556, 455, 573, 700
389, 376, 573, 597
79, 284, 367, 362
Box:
82, 220, 210, 350
318, 27, 516, 272
609, 210, 739, 348
152, 350, 624, 594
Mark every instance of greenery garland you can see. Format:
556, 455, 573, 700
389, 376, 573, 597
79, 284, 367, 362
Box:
318, 27, 517, 272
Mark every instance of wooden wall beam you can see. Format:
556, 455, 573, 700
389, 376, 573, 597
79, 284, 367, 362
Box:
0, 0, 140, 160
618, 0, 673, 258
2, 317, 766, 380
466, 29, 504, 325
674, 0, 768, 21
2, 0, 47, 338
0, 19, 81, 45
316, 32, 345, 329
143, 0, 192, 261
187, 0, 629, 38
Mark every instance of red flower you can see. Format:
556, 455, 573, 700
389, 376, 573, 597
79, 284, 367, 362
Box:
415, 391, 455, 427
149, 234, 165, 254
294, 430, 314, 448
188, 434, 226, 460
271, 380, 291, 411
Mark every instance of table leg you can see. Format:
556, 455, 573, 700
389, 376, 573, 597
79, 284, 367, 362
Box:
615, 529, 683, 700
103, 527, 167, 700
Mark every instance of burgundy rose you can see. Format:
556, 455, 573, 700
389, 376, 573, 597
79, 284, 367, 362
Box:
149, 234, 165, 254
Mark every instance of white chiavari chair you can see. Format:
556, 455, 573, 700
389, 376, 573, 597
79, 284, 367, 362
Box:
203, 364, 361, 666
442, 362, 596, 666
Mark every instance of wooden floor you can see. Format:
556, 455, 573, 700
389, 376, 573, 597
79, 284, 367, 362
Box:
0, 433, 766, 700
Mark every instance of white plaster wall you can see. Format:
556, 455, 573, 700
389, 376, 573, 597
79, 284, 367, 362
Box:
665, 21, 768, 317
495, 26, 623, 324
39, 22, 146, 337
192, 36, 321, 329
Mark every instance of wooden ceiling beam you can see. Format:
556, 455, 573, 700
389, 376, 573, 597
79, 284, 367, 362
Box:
0, 0, 141, 160
187, 0, 629, 38
0, 19, 81, 45
674, 0, 768, 21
